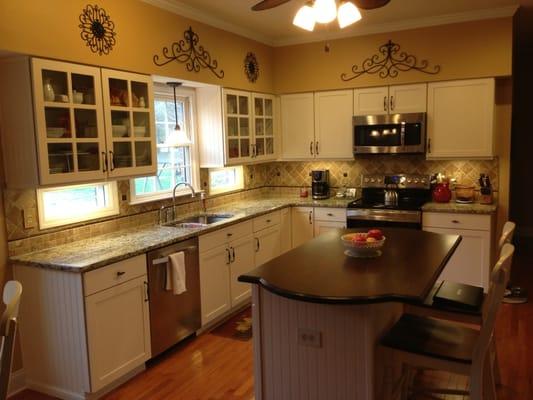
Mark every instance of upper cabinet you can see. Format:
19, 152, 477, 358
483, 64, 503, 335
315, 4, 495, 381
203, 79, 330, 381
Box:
427, 78, 495, 159
0, 57, 157, 188
252, 93, 276, 161
280, 93, 315, 159
353, 84, 427, 115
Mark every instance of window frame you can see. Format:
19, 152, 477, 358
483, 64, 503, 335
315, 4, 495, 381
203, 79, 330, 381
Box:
208, 166, 244, 195
36, 181, 120, 229
129, 84, 200, 205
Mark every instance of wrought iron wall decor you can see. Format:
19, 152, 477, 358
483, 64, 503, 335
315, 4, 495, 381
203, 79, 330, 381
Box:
244, 52, 259, 83
153, 27, 224, 79
79, 4, 116, 55
341, 40, 441, 81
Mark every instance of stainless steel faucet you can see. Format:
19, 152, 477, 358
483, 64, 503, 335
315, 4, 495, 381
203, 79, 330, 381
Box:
172, 182, 196, 221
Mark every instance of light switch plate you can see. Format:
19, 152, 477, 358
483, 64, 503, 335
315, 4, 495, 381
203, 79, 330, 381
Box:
23, 207, 37, 229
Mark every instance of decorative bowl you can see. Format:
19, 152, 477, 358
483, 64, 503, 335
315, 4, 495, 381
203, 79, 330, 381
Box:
341, 233, 386, 257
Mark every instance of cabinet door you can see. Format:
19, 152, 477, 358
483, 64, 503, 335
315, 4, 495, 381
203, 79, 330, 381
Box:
31, 58, 107, 185
229, 235, 256, 308
291, 207, 314, 249
252, 93, 277, 161
314, 220, 346, 237
223, 89, 253, 165
255, 225, 281, 267
199, 244, 231, 326
85, 275, 151, 392
101, 69, 157, 178
280, 207, 292, 254
389, 83, 427, 113
423, 227, 491, 290
314, 90, 353, 159
427, 79, 495, 159
353, 86, 389, 116
280, 93, 315, 159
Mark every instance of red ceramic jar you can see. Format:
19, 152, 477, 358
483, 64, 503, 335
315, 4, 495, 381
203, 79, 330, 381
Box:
432, 182, 452, 203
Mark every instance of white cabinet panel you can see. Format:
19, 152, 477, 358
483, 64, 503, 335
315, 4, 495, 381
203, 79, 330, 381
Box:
85, 275, 151, 392
314, 220, 346, 237
281, 93, 315, 159
388, 83, 427, 113
353, 86, 389, 116
427, 78, 495, 159
199, 244, 231, 325
280, 207, 292, 254
254, 225, 281, 267
291, 207, 314, 249
314, 90, 353, 159
229, 235, 256, 307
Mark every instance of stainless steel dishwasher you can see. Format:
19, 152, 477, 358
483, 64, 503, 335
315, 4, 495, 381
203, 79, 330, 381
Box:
146, 237, 200, 358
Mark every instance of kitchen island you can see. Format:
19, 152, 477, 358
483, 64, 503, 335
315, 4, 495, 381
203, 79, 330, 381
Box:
239, 228, 461, 400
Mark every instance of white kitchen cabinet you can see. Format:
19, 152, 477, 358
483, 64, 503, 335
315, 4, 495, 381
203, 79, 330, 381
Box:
291, 207, 314, 248
85, 275, 151, 392
254, 225, 282, 267
314, 207, 347, 237
314, 90, 353, 159
353, 84, 426, 116
223, 89, 253, 164
229, 234, 256, 307
252, 93, 276, 161
280, 93, 315, 159
427, 78, 495, 159
423, 212, 494, 290
280, 207, 292, 254
13, 254, 151, 398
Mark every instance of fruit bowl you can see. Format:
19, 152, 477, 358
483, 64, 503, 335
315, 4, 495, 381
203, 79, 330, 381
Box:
341, 232, 386, 258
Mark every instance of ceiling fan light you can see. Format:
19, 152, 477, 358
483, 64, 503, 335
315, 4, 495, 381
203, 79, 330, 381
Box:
313, 0, 337, 24
293, 4, 316, 31
338, 1, 361, 28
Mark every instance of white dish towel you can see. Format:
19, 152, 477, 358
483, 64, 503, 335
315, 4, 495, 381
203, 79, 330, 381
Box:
165, 252, 187, 295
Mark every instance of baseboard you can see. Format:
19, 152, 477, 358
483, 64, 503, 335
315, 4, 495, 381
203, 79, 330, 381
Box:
196, 301, 251, 335
25, 380, 86, 400
7, 369, 26, 397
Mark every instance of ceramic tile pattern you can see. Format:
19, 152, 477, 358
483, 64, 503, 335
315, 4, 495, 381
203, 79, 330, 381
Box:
5, 157, 498, 256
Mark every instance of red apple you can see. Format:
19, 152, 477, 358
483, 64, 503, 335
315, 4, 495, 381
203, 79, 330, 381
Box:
353, 233, 367, 242
367, 229, 383, 240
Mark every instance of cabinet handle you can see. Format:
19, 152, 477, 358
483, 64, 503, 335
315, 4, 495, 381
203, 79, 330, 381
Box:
266, 219, 271, 223
384, 96, 388, 112
109, 151, 115, 171
116, 271, 126, 277
226, 248, 231, 265
227, 233, 233, 237
255, 237, 260, 252
390, 96, 394, 111
231, 247, 236, 262
308, 211, 313, 224
144, 281, 149, 302
451, 220, 460, 224
327, 213, 334, 217
310, 141, 314, 156
254, 144, 257, 158
101, 151, 108, 173
315, 141, 319, 155
427, 138, 431, 153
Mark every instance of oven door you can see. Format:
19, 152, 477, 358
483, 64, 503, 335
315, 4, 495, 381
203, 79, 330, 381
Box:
346, 209, 422, 229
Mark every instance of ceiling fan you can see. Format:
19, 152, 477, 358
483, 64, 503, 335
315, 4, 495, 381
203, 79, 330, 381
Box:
251, 0, 390, 12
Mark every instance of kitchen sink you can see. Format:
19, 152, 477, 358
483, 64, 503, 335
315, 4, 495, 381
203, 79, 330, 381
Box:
164, 213, 234, 228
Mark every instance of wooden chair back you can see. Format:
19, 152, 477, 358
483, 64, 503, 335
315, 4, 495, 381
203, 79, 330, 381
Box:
498, 221, 516, 252
0, 281, 22, 400
473, 244, 514, 369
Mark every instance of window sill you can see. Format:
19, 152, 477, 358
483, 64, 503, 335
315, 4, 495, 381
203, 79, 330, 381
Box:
129, 189, 204, 205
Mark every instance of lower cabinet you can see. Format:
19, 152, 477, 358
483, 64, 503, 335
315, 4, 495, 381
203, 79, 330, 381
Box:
423, 212, 493, 290
229, 235, 256, 307
280, 207, 292, 254
291, 207, 314, 248
313, 207, 347, 237
255, 225, 282, 266
292, 206, 347, 247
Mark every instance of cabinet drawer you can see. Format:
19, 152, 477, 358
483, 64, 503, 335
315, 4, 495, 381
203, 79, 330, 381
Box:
422, 212, 491, 231
253, 210, 281, 232
84, 255, 147, 296
314, 207, 346, 222
199, 220, 253, 253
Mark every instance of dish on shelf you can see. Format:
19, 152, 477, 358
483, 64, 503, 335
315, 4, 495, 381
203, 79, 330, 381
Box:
133, 126, 147, 136
46, 127, 66, 138
112, 125, 128, 136
84, 126, 98, 136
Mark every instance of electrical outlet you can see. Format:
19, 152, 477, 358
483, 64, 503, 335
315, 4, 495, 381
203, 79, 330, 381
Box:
298, 328, 322, 348
23, 207, 37, 229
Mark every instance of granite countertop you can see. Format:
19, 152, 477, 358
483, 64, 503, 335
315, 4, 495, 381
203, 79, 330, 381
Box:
422, 201, 497, 214
10, 196, 353, 273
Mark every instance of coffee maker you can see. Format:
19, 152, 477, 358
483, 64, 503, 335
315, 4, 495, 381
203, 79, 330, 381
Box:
311, 170, 330, 200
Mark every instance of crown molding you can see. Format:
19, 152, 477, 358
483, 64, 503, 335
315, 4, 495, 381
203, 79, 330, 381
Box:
141, 0, 276, 46
141, 1, 517, 48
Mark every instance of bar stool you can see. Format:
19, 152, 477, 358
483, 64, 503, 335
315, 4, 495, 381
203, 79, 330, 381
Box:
380, 243, 514, 400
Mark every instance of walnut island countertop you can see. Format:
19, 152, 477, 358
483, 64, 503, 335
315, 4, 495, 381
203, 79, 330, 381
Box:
9, 196, 353, 272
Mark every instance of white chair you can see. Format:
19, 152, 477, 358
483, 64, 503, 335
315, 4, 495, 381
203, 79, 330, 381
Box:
0, 281, 22, 400
380, 243, 514, 400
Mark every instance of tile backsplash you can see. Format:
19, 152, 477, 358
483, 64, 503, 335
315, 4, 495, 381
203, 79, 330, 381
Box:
4, 155, 498, 255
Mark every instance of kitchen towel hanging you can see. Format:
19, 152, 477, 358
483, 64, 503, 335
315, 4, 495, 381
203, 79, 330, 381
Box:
165, 252, 187, 295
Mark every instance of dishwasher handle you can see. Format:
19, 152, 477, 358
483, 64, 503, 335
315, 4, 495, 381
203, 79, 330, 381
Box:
151, 245, 197, 266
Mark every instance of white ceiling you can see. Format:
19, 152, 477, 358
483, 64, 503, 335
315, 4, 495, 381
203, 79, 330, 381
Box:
143, 0, 519, 46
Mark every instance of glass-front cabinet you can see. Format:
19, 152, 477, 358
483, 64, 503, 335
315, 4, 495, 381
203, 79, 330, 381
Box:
30, 58, 156, 185
222, 89, 277, 165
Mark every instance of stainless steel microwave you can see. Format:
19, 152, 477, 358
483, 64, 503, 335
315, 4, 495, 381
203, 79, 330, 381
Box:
353, 113, 426, 155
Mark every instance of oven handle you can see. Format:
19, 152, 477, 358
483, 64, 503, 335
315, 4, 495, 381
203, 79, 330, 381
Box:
346, 211, 421, 224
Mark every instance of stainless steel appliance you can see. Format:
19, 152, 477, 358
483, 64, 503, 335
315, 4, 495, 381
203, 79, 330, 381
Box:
147, 237, 201, 357
347, 174, 431, 229
353, 113, 426, 155
311, 169, 330, 200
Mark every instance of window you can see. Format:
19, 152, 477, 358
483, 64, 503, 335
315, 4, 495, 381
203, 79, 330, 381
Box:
209, 166, 244, 195
130, 85, 198, 204
37, 181, 119, 229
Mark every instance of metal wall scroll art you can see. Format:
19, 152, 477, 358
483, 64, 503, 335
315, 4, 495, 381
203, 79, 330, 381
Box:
79, 4, 117, 55
244, 52, 259, 83
153, 26, 225, 79
341, 40, 441, 81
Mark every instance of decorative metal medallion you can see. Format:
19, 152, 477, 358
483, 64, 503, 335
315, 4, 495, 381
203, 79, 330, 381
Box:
153, 27, 224, 79
78, 4, 117, 55
244, 52, 259, 83
341, 40, 441, 81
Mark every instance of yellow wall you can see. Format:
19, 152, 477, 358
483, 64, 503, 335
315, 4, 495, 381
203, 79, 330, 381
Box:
0, 0, 274, 93
273, 18, 512, 93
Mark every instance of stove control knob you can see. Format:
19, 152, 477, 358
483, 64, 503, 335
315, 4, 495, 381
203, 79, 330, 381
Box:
421, 178, 427, 184
370, 178, 375, 183
364, 178, 370, 183
407, 179, 412, 184
414, 178, 419, 184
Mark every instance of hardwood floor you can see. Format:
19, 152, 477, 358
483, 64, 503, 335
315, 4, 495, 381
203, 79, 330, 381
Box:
11, 251, 533, 400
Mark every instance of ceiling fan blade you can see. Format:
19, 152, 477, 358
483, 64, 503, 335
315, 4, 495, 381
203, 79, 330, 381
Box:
251, 0, 292, 11
353, 0, 391, 10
